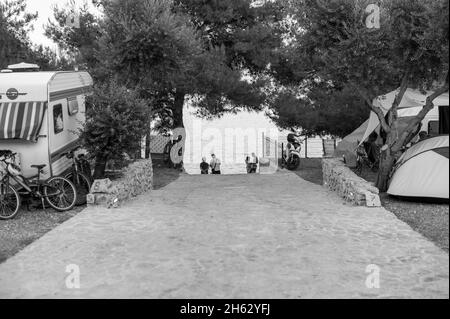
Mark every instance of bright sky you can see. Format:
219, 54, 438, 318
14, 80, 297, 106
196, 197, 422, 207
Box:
11, 0, 98, 50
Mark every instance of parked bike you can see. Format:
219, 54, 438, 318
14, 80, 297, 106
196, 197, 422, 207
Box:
355, 143, 379, 175
62, 147, 93, 206
0, 150, 77, 220
282, 133, 304, 171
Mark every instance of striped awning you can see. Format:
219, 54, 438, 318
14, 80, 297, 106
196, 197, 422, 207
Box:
0, 102, 47, 142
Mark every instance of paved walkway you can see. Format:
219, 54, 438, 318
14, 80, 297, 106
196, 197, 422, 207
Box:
0, 172, 448, 298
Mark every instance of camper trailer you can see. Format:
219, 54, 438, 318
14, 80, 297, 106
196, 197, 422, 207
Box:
0, 68, 93, 179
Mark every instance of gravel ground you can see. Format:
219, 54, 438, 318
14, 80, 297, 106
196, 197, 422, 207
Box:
0, 206, 86, 264
380, 194, 449, 253
355, 166, 449, 253
293, 159, 448, 253
0, 157, 179, 265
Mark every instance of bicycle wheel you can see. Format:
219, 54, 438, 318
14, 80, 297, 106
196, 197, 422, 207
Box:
0, 182, 20, 220
65, 172, 91, 206
44, 176, 77, 211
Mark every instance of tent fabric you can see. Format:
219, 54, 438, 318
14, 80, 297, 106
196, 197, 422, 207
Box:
433, 147, 449, 159
360, 89, 449, 145
334, 120, 369, 155
439, 106, 449, 134
336, 116, 415, 156
0, 102, 47, 142
388, 135, 449, 199
395, 135, 449, 166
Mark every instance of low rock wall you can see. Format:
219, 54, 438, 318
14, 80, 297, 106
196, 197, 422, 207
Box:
87, 158, 153, 208
322, 158, 381, 207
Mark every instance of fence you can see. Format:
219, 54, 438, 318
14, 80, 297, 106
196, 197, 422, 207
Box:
263, 134, 337, 160
150, 132, 338, 161
149, 135, 171, 154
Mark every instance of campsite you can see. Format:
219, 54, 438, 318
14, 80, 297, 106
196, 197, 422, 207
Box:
0, 0, 449, 300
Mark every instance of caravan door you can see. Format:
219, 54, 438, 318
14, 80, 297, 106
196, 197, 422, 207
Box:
47, 72, 91, 176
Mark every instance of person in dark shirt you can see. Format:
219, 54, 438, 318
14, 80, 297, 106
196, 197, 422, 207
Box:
200, 157, 210, 174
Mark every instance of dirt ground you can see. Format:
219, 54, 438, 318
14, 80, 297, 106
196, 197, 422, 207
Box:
0, 156, 179, 264
1, 156, 447, 266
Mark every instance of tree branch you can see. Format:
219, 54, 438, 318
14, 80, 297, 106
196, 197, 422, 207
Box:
388, 71, 410, 144
349, 82, 391, 133
392, 81, 449, 152
391, 71, 410, 116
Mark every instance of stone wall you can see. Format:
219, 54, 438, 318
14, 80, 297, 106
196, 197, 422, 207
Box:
87, 158, 153, 208
322, 158, 381, 207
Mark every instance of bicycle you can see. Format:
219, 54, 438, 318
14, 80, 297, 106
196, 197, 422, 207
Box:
355, 144, 379, 175
62, 147, 93, 206
0, 150, 78, 220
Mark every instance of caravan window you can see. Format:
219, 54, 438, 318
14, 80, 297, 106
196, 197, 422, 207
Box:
68, 97, 79, 115
53, 104, 64, 134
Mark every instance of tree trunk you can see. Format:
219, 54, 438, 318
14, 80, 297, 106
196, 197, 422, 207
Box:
93, 154, 108, 180
375, 146, 396, 192
172, 91, 185, 128
145, 126, 151, 159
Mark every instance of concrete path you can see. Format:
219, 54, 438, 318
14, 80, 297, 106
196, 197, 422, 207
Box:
0, 172, 448, 298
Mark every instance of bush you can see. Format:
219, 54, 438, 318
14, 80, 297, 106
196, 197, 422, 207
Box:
79, 80, 151, 179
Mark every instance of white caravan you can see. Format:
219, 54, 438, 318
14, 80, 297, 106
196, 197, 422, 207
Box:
0, 69, 93, 179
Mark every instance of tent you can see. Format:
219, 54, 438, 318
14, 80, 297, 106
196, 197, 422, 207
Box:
388, 135, 449, 199
360, 88, 449, 144
336, 88, 449, 155
335, 119, 370, 156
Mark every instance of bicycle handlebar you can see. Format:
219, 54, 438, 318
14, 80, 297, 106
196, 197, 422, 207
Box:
0, 150, 16, 161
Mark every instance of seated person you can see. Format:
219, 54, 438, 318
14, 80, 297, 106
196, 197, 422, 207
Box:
200, 157, 210, 174
418, 131, 429, 141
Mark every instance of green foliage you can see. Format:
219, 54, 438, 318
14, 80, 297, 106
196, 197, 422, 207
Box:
44, 1, 101, 70
44, 0, 286, 131
269, 84, 369, 137
0, 0, 61, 69
95, 0, 202, 89
277, 0, 448, 99
174, 0, 285, 71
79, 80, 151, 174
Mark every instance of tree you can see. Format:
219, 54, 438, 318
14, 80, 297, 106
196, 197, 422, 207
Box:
44, 0, 286, 131
79, 80, 151, 178
0, 0, 60, 69
44, 1, 101, 70
276, 0, 449, 191
268, 84, 369, 137
173, 0, 286, 126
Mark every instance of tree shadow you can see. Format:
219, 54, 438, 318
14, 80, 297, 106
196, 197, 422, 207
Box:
151, 153, 182, 190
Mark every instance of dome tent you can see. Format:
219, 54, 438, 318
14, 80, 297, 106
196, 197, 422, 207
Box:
388, 135, 449, 199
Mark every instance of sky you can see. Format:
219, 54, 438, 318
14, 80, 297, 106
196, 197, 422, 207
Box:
16, 0, 98, 49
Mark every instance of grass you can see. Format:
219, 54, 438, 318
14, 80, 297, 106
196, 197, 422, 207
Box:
291, 158, 324, 186
151, 153, 182, 190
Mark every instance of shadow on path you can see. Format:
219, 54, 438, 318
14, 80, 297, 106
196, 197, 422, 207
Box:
151, 153, 181, 190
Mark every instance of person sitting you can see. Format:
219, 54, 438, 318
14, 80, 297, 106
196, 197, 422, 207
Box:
418, 131, 429, 141
210, 154, 221, 174
200, 157, 210, 174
